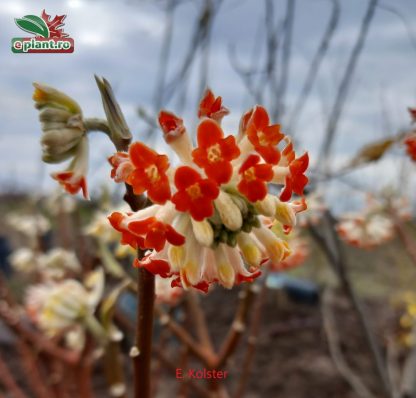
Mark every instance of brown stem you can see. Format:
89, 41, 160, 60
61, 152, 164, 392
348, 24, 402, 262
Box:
75, 337, 95, 398
155, 305, 216, 366
17, 340, 54, 398
216, 282, 257, 369
391, 214, 416, 266
186, 290, 215, 353
0, 353, 28, 398
322, 289, 377, 398
103, 341, 127, 398
132, 267, 155, 398
309, 213, 392, 398
233, 276, 268, 398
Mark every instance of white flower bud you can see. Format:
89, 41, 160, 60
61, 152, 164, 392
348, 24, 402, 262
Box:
191, 218, 214, 247
253, 227, 291, 264
214, 244, 235, 289
255, 194, 275, 217
214, 191, 243, 231
237, 232, 261, 267
274, 198, 297, 227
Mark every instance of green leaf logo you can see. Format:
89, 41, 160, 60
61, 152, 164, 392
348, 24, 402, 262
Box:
15, 15, 50, 38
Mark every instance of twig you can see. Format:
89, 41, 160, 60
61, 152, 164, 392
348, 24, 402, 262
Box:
391, 213, 416, 267
16, 340, 53, 398
321, 288, 377, 398
385, 337, 401, 398
287, 0, 340, 135
216, 283, 257, 369
318, 0, 379, 170
233, 275, 268, 398
308, 212, 392, 398
186, 290, 215, 353
155, 305, 216, 366
273, 0, 295, 122
0, 352, 29, 398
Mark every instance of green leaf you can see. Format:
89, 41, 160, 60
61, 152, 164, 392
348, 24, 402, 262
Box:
15, 15, 49, 38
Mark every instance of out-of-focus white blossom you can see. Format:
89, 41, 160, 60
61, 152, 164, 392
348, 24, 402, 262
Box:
25, 268, 106, 348
39, 248, 81, 279
337, 213, 394, 249
45, 190, 77, 214
8, 248, 38, 273
7, 213, 50, 240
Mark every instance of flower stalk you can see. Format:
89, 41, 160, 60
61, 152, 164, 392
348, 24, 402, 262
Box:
134, 264, 156, 398
94, 76, 155, 398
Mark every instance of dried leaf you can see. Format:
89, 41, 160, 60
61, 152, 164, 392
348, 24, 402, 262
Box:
348, 138, 395, 168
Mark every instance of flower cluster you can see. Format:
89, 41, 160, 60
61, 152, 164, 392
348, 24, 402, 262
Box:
25, 269, 106, 350
108, 89, 309, 291
9, 247, 81, 280
336, 196, 411, 249
33, 83, 89, 199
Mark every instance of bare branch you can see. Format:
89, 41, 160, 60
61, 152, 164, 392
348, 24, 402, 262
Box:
318, 0, 379, 172
287, 0, 340, 136
321, 289, 377, 398
273, 0, 296, 122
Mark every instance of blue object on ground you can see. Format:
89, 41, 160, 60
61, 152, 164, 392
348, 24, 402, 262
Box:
267, 273, 319, 304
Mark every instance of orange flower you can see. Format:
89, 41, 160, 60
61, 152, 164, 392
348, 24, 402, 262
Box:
158, 111, 185, 143
51, 135, 89, 199
192, 119, 240, 184
108, 213, 185, 252
237, 154, 273, 202
246, 106, 284, 164
171, 277, 210, 293
405, 135, 416, 162
108, 212, 144, 249
127, 142, 171, 204
108, 152, 134, 183
198, 89, 229, 122
172, 166, 219, 221
52, 171, 88, 199
134, 256, 172, 278
279, 153, 309, 202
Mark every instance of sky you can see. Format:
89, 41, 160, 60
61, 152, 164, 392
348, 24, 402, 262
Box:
0, 0, 415, 210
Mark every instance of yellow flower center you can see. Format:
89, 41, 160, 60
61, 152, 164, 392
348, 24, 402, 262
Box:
145, 165, 160, 183
186, 183, 202, 200
207, 143, 222, 163
243, 167, 256, 181
258, 131, 268, 146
